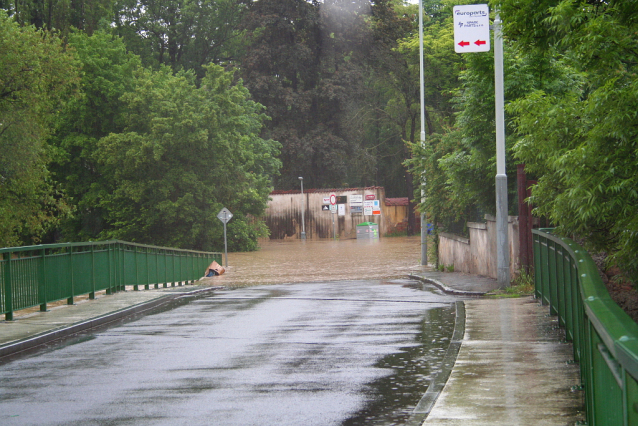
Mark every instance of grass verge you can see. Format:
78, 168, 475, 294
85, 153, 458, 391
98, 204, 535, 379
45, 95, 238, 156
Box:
485, 269, 535, 298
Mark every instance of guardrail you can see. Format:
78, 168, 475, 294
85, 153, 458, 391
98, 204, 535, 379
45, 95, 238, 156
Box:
1, 241, 222, 321
533, 229, 638, 426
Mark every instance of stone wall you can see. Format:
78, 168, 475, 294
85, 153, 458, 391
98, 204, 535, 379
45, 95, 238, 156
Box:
438, 215, 520, 280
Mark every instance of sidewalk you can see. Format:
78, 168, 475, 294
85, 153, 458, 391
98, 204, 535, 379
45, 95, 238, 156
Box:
0, 284, 220, 362
411, 271, 586, 425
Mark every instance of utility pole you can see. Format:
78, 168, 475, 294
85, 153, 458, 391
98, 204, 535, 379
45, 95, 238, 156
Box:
453, 4, 508, 286
494, 12, 510, 287
419, 0, 427, 267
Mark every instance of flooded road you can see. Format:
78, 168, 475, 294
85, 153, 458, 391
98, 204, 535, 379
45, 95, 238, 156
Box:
1, 237, 462, 425
208, 236, 428, 287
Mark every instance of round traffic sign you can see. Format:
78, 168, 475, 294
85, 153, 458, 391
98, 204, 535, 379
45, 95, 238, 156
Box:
330, 194, 336, 205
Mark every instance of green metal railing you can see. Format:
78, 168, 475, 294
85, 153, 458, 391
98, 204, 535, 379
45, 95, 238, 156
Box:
534, 229, 638, 426
1, 240, 222, 321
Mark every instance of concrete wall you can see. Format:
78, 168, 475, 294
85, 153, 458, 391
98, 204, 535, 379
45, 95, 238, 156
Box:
438, 215, 520, 280
384, 205, 407, 229
265, 187, 392, 240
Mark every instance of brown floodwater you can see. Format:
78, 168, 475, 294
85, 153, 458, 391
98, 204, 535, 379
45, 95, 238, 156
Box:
207, 236, 428, 288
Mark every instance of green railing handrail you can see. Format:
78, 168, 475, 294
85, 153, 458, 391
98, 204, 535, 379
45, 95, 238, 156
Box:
1, 240, 222, 321
0, 239, 217, 255
533, 229, 638, 425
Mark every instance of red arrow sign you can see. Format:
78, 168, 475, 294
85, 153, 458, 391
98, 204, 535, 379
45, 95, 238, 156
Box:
458, 40, 470, 47
475, 40, 486, 46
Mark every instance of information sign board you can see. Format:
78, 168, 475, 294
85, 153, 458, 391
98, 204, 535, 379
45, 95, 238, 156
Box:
372, 200, 381, 215
453, 4, 490, 53
350, 195, 363, 206
363, 200, 374, 216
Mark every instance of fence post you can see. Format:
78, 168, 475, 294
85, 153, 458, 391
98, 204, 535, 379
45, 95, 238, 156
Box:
172, 252, 176, 287
39, 249, 47, 311
133, 246, 139, 291
119, 242, 125, 291
163, 249, 168, 288
155, 250, 159, 289
106, 244, 112, 295
3, 252, 13, 321
178, 252, 183, 286
145, 248, 150, 290
67, 246, 74, 305
90, 245, 96, 300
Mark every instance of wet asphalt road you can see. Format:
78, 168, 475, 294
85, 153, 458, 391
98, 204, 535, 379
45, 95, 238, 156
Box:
0, 278, 460, 426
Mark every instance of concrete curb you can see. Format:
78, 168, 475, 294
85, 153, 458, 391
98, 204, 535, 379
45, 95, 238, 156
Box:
409, 274, 487, 296
0, 286, 221, 362
405, 301, 466, 426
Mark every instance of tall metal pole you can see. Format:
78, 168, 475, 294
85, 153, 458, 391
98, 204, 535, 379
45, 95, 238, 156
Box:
223, 221, 228, 268
419, 0, 428, 266
494, 12, 509, 286
299, 177, 306, 239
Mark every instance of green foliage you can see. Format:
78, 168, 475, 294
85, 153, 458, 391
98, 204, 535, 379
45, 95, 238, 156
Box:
1, 0, 115, 35
112, 0, 248, 78
394, 5, 461, 134
0, 11, 79, 246
434, 41, 559, 217
50, 30, 141, 240
498, 0, 638, 282
407, 131, 470, 234
226, 219, 269, 252
93, 64, 280, 251
239, 0, 373, 190
407, 21, 584, 239
487, 269, 534, 298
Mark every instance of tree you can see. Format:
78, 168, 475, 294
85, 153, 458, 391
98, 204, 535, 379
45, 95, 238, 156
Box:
93, 64, 280, 251
0, 0, 115, 35
49, 30, 142, 240
366, 0, 461, 233
405, 1, 582, 242
0, 11, 79, 246
498, 0, 638, 281
240, 0, 384, 190
112, 0, 248, 78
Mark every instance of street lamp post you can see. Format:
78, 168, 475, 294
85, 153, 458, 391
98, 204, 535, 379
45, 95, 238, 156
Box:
299, 177, 306, 240
419, 0, 427, 266
494, 12, 509, 286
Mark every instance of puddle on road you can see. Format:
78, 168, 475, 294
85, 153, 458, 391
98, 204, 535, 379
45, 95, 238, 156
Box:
200, 237, 457, 425
204, 236, 428, 287
342, 303, 457, 426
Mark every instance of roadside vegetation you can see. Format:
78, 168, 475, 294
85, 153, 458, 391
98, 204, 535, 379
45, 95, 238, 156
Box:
486, 269, 535, 298
1, 0, 637, 281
